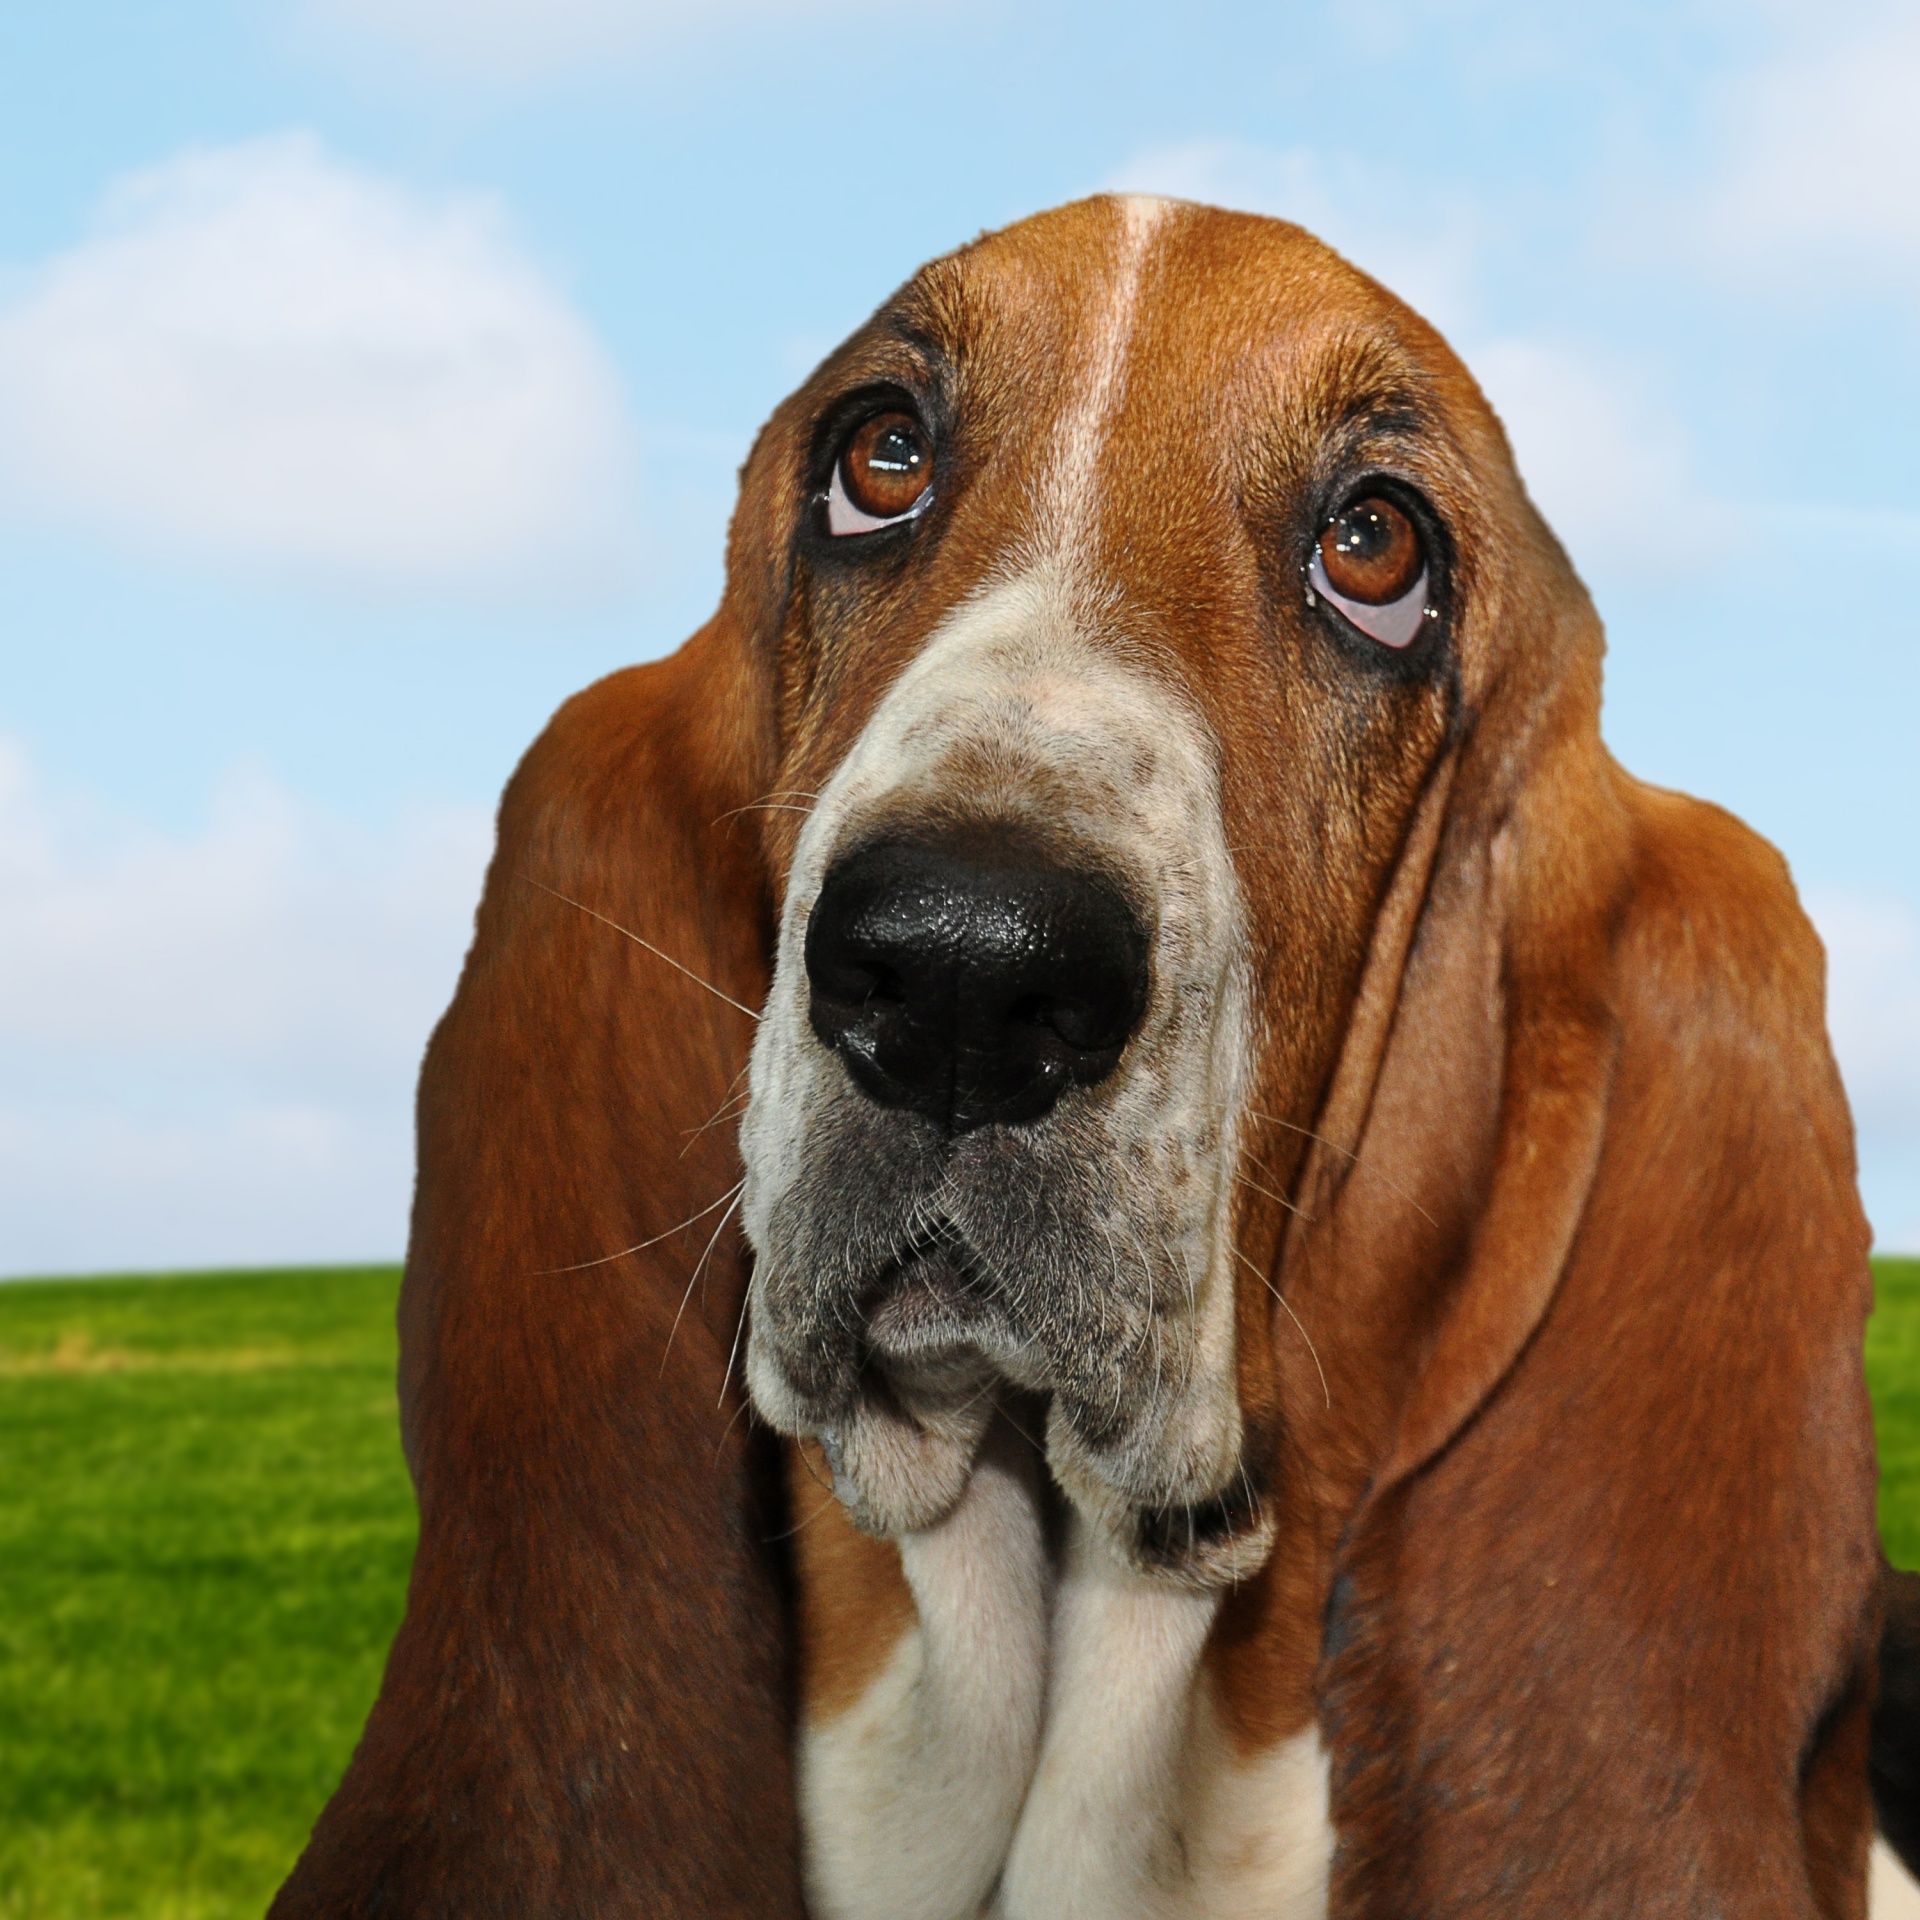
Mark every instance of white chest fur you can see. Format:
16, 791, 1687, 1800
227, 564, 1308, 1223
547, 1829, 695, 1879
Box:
796, 1456, 1920, 1920
796, 1453, 1331, 1920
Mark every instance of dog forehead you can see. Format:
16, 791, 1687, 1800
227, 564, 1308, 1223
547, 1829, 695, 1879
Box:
860, 199, 1502, 621
918, 196, 1473, 444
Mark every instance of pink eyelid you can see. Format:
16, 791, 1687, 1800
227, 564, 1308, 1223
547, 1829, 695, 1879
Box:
1306, 546, 1430, 649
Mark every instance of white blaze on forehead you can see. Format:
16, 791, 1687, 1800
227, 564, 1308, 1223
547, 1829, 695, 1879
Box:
1033, 194, 1173, 559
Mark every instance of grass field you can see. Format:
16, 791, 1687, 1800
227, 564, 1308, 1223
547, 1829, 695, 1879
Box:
2, 1257, 1917, 1919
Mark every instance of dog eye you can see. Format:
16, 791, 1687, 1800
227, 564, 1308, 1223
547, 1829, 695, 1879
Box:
826, 411, 935, 535
1307, 495, 1431, 649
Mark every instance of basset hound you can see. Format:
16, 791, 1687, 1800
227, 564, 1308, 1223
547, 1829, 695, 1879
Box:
273, 198, 1915, 1918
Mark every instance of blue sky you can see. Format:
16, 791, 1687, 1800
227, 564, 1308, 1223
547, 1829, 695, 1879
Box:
3, 0, 1916, 1272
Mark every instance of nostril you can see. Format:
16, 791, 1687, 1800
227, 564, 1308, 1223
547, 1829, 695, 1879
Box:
863, 965, 907, 1006
1003, 991, 1129, 1054
821, 961, 905, 1008
1044, 997, 1128, 1054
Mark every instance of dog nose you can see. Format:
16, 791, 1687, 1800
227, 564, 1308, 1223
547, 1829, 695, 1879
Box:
805, 838, 1149, 1133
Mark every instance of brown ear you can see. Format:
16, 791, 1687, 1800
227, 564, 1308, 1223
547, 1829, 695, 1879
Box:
271, 607, 805, 1916
1318, 738, 1882, 1914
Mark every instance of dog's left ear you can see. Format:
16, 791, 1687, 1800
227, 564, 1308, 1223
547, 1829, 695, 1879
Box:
1318, 682, 1882, 1912
272, 416, 813, 1916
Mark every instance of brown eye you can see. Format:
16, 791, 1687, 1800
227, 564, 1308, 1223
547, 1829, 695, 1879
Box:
1319, 497, 1421, 603
828, 411, 934, 534
1307, 494, 1431, 649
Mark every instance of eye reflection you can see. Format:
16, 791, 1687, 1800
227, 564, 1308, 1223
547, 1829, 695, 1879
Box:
1307, 494, 1431, 649
827, 411, 934, 535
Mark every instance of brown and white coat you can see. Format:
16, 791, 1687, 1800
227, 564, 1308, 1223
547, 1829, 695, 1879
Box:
274, 198, 1901, 1919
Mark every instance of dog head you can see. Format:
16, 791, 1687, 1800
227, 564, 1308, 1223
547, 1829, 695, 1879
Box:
286, 194, 1879, 1919
736, 195, 1589, 1581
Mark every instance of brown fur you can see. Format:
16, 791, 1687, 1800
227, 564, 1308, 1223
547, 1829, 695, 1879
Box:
274, 198, 1880, 1916
270, 617, 805, 1916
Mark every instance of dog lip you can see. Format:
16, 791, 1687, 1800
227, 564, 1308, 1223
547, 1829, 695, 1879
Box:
862, 1223, 995, 1359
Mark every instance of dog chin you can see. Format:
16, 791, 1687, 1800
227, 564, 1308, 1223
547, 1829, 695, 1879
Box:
747, 1332, 996, 1534
747, 1270, 1269, 1584
1044, 1389, 1274, 1589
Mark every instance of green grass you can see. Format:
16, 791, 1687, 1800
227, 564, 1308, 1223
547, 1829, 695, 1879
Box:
1873, 1257, 1920, 1569
0, 1257, 1915, 1918
0, 1268, 413, 1920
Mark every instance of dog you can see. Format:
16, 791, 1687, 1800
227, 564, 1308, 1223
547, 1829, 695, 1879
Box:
274, 197, 1912, 1917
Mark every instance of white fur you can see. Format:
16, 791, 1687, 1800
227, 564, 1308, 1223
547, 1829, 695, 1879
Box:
994, 1524, 1220, 1918
743, 559, 1253, 1537
803, 1508, 1333, 1920
1034, 194, 1169, 549
1179, 1709, 1332, 1919
1876, 1838, 1920, 1920
799, 1441, 1051, 1920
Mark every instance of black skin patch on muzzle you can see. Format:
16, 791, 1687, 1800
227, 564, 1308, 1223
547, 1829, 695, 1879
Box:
1133, 1437, 1274, 1573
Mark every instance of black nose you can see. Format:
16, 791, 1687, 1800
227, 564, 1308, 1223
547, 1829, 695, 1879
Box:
805, 837, 1149, 1134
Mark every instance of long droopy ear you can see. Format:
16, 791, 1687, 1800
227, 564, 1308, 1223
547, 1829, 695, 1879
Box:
271, 593, 805, 1915
1314, 659, 1882, 1913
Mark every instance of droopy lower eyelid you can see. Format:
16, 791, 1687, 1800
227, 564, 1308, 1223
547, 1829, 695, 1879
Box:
1306, 545, 1430, 650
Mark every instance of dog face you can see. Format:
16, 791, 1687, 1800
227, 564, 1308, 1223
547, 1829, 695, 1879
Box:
740, 196, 1552, 1579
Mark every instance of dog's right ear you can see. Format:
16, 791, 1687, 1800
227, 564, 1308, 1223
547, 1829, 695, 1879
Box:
273, 409, 812, 1914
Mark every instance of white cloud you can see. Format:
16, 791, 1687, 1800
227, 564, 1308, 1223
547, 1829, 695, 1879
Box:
1809, 889, 1920, 1248
0, 1100, 419, 1278
1109, 139, 1485, 340
301, 0, 913, 84
1107, 140, 1727, 576
1467, 338, 1732, 575
0, 134, 637, 590
1683, 6, 1920, 307
0, 741, 491, 1275
1811, 891, 1920, 1131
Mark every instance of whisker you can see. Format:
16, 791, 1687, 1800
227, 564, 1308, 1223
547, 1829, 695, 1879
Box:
1128, 1232, 1165, 1412
991, 1397, 1048, 1460
716, 1277, 754, 1412
713, 788, 822, 827
1164, 1229, 1199, 1393
1235, 1169, 1314, 1223
683, 1062, 752, 1129
766, 1486, 844, 1543
680, 1065, 754, 1159
712, 1390, 755, 1462
794, 1441, 833, 1496
529, 879, 762, 1022
538, 1179, 744, 1275
714, 801, 817, 824
1251, 1110, 1436, 1228
1232, 1245, 1331, 1411
682, 1091, 750, 1146
660, 1186, 746, 1375
769, 1437, 856, 1539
